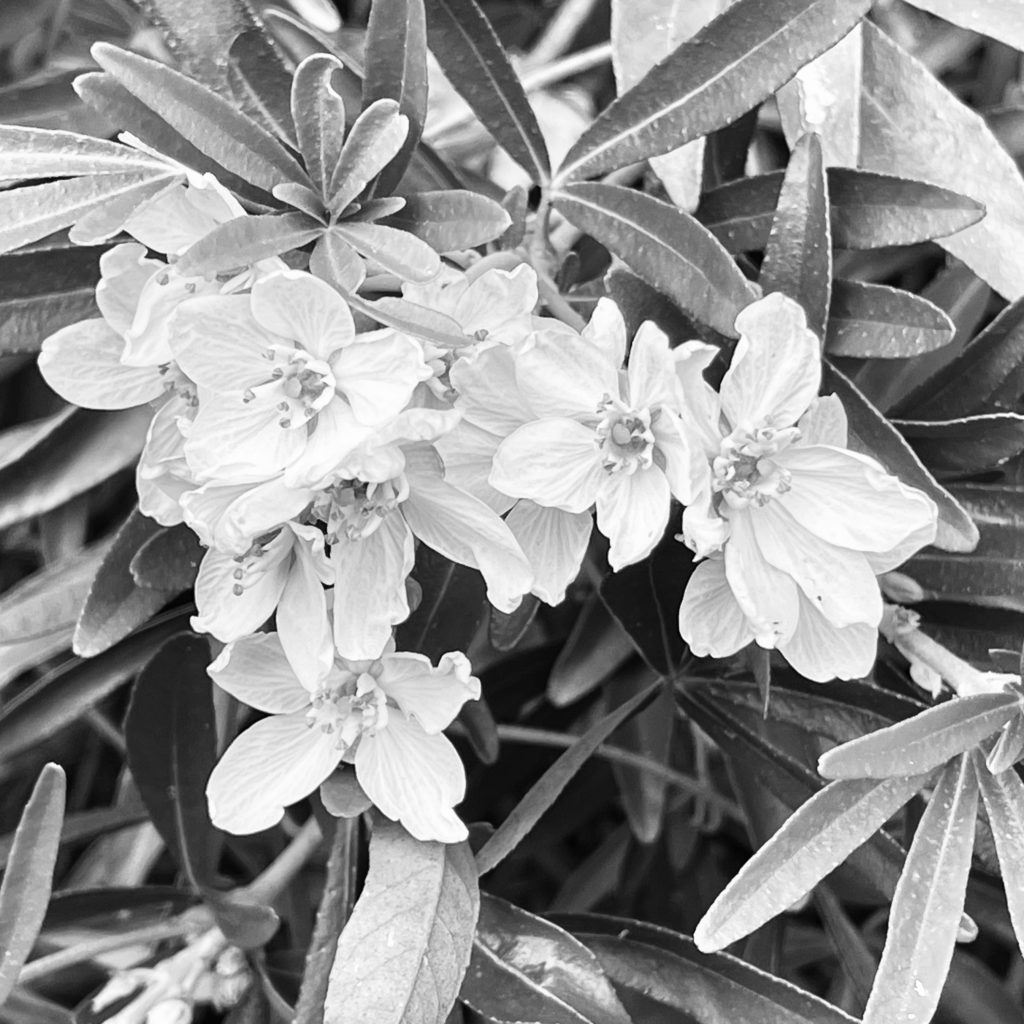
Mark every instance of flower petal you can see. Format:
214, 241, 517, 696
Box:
208, 632, 308, 713
490, 418, 604, 514
435, 421, 512, 513
798, 394, 848, 447
506, 501, 591, 605
581, 297, 627, 368
450, 342, 530, 437
779, 592, 878, 682
277, 527, 333, 689
679, 556, 753, 658
331, 330, 429, 425
355, 716, 468, 843
377, 651, 481, 734
652, 411, 704, 505
722, 293, 820, 430
596, 467, 671, 571
38, 319, 165, 409
626, 320, 676, 410
207, 712, 339, 834
250, 270, 355, 360
674, 340, 722, 456
96, 243, 161, 336
455, 264, 538, 340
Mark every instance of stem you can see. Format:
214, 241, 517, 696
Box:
491, 724, 741, 819
243, 816, 323, 905
526, 0, 605, 66
535, 269, 586, 330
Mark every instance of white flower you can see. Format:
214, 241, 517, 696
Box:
169, 270, 431, 485
677, 293, 939, 682
205, 632, 480, 843
489, 300, 703, 570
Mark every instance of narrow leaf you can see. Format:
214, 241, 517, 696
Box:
897, 414, 1024, 475
760, 131, 830, 337
818, 691, 1022, 780
177, 212, 323, 275
863, 755, 978, 1024
556, 0, 871, 183
227, 28, 298, 146
695, 774, 926, 952
290, 55, 347, 196
552, 182, 757, 337
323, 819, 478, 1024
335, 221, 440, 281
0, 764, 66, 1007
826, 280, 954, 358
129, 524, 205, 592
424, 0, 550, 184
382, 190, 511, 250
0, 126, 170, 180
92, 42, 310, 194
475, 682, 661, 874
907, 0, 1024, 50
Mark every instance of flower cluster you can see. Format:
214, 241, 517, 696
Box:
38, 171, 938, 842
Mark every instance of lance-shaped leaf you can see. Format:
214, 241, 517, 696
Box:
323, 819, 478, 1024
818, 691, 1023, 780
0, 126, 171, 180
555, 0, 870, 183
821, 360, 979, 552
91, 42, 310, 195
0, 764, 66, 1007
381, 190, 510, 250
291, 54, 347, 196
177, 211, 324, 275
334, 221, 440, 281
129, 525, 205, 592
552, 182, 756, 337
863, 755, 978, 1024
904, 0, 1024, 69
985, 713, 1024, 774
364, 0, 428, 195
326, 99, 409, 214
227, 28, 298, 146
896, 414, 1024, 475
760, 132, 831, 337
475, 682, 661, 874
974, 752, 1024, 957
826, 280, 953, 358
694, 774, 927, 952
424, 0, 550, 185
463, 895, 634, 1024
697, 167, 985, 253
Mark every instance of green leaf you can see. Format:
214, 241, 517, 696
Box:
0, 126, 170, 180
697, 167, 985, 253
463, 895, 634, 1024
364, 0, 429, 195
896, 415, 1024, 475
424, 0, 550, 185
0, 764, 66, 1008
475, 682, 661, 875
558, 913, 860, 1024
129, 524, 205, 592
323, 819, 478, 1024
335, 221, 440, 281
73, 508, 179, 658
820, 360, 979, 552
760, 132, 831, 337
382, 190, 510, 250
227, 28, 298, 146
0, 171, 178, 255
905, 0, 1024, 51
125, 633, 220, 888
291, 54, 347, 197
489, 595, 540, 652
826, 280, 953, 358
552, 182, 756, 337
694, 774, 927, 952
91, 42, 310, 195
555, 0, 870, 183
973, 752, 1024, 958
863, 755, 978, 1024
177, 212, 323, 275
818, 692, 1022, 780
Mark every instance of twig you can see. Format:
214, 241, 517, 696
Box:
243, 816, 323, 905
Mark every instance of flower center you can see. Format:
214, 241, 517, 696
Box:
594, 395, 656, 473
712, 425, 799, 509
316, 475, 409, 542
244, 344, 336, 428
306, 670, 389, 752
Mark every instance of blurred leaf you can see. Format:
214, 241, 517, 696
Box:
556, 0, 870, 183
0, 407, 75, 476
456, 696, 499, 764
826, 280, 954, 358
463, 895, 634, 1024
0, 125, 170, 180
552, 183, 756, 337
0, 764, 65, 1008
605, 267, 713, 344
821, 360, 979, 552
364, 0, 428, 195
177, 211, 323, 274
43, 886, 192, 929
424, 0, 550, 184
206, 895, 280, 950
74, 508, 179, 658
382, 190, 510, 250
0, 407, 150, 532
862, 755, 978, 1024
760, 131, 831, 336
92, 42, 310, 195
323, 819, 478, 1024
818, 691, 1021, 780
986, 712, 1024, 774
320, 771, 372, 819
897, 414, 1024, 474
0, 610, 191, 762
129, 524, 204, 592
697, 168, 985, 253
475, 682, 660, 875
905, 0, 1024, 50
694, 773, 926, 952
558, 913, 860, 1024
488, 595, 539, 652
